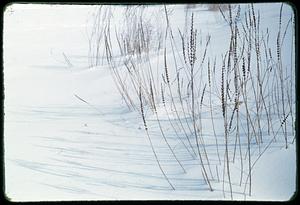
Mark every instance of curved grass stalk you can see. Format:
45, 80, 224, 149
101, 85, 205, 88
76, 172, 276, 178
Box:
139, 86, 175, 190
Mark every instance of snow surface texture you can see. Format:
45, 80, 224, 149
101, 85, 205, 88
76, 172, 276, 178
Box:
4, 3, 296, 201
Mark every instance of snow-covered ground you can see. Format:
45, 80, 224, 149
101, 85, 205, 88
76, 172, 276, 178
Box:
3, 3, 296, 201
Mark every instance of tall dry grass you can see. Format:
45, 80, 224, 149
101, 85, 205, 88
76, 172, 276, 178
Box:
88, 3, 295, 198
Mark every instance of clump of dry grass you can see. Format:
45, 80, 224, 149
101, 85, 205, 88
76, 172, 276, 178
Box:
207, 4, 233, 12
91, 3, 295, 198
